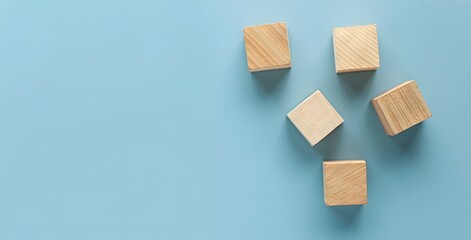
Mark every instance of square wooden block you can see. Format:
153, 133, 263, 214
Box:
323, 160, 368, 206
333, 24, 380, 73
371, 80, 432, 136
287, 90, 344, 146
243, 22, 291, 72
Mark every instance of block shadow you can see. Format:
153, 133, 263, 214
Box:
326, 205, 364, 228
284, 120, 365, 162
284, 120, 354, 163
251, 68, 290, 93
390, 123, 423, 150
337, 70, 376, 95
284, 119, 320, 162
313, 125, 345, 159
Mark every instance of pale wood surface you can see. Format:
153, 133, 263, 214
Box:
243, 22, 291, 72
333, 24, 380, 73
371, 80, 432, 136
323, 160, 368, 206
287, 90, 344, 147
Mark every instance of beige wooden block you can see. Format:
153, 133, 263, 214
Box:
287, 90, 344, 147
243, 22, 291, 72
333, 24, 380, 73
371, 80, 432, 136
323, 160, 368, 206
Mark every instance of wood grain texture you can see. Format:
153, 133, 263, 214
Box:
243, 22, 291, 72
323, 160, 367, 206
287, 90, 344, 147
371, 80, 432, 136
333, 24, 380, 73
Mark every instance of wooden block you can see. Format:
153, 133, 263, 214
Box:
243, 22, 291, 72
323, 160, 368, 206
287, 90, 344, 147
371, 80, 432, 136
333, 24, 380, 73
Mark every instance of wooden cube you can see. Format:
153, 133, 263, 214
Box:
333, 24, 380, 73
371, 80, 432, 136
243, 22, 291, 72
323, 160, 368, 206
287, 90, 344, 146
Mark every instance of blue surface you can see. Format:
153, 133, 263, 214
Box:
1, 0, 470, 239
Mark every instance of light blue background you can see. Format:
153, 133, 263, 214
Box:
1, 0, 470, 239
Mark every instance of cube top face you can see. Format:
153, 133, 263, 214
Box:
372, 80, 432, 136
323, 160, 368, 206
333, 24, 380, 73
287, 90, 344, 147
243, 22, 291, 72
